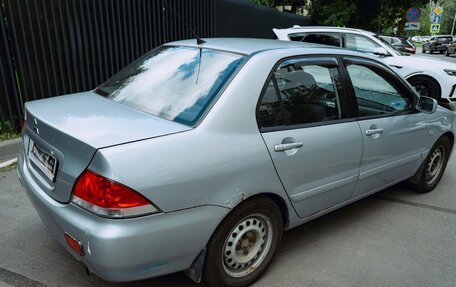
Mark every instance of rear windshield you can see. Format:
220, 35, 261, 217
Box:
437, 37, 452, 43
97, 46, 245, 126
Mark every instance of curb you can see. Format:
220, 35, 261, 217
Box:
0, 137, 22, 163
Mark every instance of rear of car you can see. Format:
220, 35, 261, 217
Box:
379, 35, 416, 54
425, 36, 452, 53
17, 44, 247, 281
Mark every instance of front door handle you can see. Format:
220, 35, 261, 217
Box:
365, 128, 384, 136
274, 142, 304, 152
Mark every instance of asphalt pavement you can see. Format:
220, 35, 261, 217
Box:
1, 148, 456, 286
414, 47, 456, 64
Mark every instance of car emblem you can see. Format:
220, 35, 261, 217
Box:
33, 118, 39, 135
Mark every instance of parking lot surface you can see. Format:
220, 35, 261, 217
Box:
1, 148, 456, 287
415, 49, 456, 64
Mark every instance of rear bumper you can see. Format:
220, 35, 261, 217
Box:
17, 151, 229, 282
433, 46, 447, 51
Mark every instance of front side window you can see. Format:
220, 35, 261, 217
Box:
97, 46, 245, 126
289, 32, 341, 47
346, 34, 381, 53
345, 64, 411, 117
258, 59, 343, 128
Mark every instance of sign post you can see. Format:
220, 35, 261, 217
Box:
431, 6, 443, 35
406, 7, 421, 22
430, 24, 441, 33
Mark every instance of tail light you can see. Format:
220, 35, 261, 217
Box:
71, 170, 160, 218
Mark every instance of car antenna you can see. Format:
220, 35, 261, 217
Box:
165, 2, 206, 45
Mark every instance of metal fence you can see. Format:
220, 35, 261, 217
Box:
0, 0, 311, 129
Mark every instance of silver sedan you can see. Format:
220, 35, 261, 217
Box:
18, 38, 455, 287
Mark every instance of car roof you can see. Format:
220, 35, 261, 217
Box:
274, 25, 376, 36
166, 37, 371, 57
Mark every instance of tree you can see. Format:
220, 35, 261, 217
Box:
308, 0, 428, 33
251, 0, 275, 7
308, 0, 357, 27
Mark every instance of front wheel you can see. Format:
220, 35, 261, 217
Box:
407, 76, 440, 100
203, 197, 283, 287
411, 136, 451, 193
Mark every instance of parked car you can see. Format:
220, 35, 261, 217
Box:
379, 34, 416, 54
18, 38, 454, 287
411, 36, 423, 43
422, 35, 453, 54
422, 36, 431, 42
273, 26, 456, 104
446, 41, 456, 56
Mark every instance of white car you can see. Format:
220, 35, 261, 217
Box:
274, 26, 456, 106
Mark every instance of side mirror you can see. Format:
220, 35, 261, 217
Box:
416, 96, 437, 114
373, 47, 389, 56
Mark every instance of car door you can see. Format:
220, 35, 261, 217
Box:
258, 57, 363, 218
341, 57, 428, 197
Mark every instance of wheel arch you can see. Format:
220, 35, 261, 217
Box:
405, 74, 442, 100
247, 193, 290, 229
443, 131, 454, 149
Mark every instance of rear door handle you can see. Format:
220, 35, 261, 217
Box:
365, 128, 384, 136
274, 142, 303, 152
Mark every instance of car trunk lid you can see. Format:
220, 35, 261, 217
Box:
22, 91, 190, 203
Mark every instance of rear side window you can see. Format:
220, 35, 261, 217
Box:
345, 64, 412, 116
346, 34, 380, 53
288, 32, 341, 47
97, 46, 245, 126
258, 59, 344, 128
437, 37, 452, 43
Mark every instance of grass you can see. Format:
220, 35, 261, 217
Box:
0, 121, 21, 142
413, 42, 423, 48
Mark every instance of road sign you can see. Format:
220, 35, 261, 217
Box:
430, 24, 441, 33
434, 6, 443, 15
405, 22, 421, 30
406, 6, 421, 22
433, 15, 442, 24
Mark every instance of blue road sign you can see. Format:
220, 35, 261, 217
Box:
406, 7, 421, 22
433, 15, 442, 24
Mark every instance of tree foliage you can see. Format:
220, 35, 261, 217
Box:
251, 0, 275, 7
308, 0, 428, 33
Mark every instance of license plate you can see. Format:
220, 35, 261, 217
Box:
28, 139, 58, 181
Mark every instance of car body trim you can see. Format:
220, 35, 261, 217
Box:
289, 175, 358, 202
358, 152, 424, 180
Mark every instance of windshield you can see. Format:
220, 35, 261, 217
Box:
373, 35, 405, 56
436, 37, 452, 43
97, 46, 245, 126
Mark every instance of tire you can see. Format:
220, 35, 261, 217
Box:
203, 197, 283, 287
410, 136, 451, 193
407, 75, 440, 100
422, 47, 426, 53
446, 49, 450, 56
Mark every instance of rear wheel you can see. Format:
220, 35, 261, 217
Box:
422, 47, 426, 53
410, 136, 451, 193
446, 49, 450, 56
407, 75, 440, 100
203, 197, 283, 287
